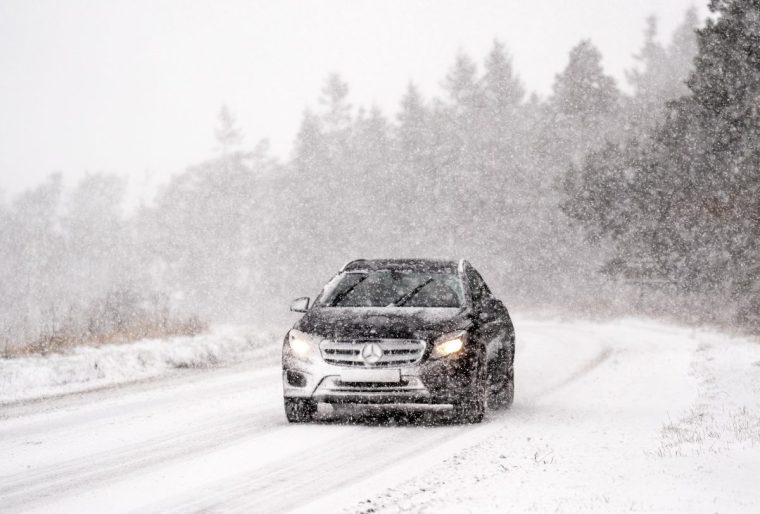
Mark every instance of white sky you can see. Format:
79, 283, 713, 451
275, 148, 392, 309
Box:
0, 0, 707, 197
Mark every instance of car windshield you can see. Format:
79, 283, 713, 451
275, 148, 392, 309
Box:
317, 270, 464, 308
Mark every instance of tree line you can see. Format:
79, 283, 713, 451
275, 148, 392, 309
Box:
2, 3, 756, 353
564, 0, 759, 328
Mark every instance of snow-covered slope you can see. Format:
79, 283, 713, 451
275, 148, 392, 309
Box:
0, 325, 279, 404
0, 317, 758, 513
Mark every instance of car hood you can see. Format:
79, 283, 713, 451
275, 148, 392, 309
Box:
294, 306, 471, 341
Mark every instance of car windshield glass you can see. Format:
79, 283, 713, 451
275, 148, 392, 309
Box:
317, 270, 464, 308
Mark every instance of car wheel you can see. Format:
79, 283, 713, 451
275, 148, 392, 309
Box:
452, 352, 487, 424
284, 398, 316, 423
489, 349, 514, 409
501, 371, 514, 409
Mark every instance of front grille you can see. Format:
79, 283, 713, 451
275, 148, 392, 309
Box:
320, 339, 426, 367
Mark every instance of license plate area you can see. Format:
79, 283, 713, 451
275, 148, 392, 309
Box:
340, 368, 401, 383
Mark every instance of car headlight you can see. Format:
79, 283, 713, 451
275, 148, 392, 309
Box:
288, 329, 318, 358
430, 330, 467, 359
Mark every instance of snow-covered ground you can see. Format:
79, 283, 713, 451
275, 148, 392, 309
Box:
0, 316, 758, 513
0, 325, 278, 404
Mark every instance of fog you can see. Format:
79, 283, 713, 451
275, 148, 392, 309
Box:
1, 2, 758, 353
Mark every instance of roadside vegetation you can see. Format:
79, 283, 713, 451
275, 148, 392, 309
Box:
2, 289, 205, 358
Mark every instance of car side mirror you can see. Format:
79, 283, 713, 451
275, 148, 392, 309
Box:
290, 297, 310, 313
478, 310, 495, 322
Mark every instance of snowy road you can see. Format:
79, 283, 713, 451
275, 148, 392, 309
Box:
1, 318, 758, 513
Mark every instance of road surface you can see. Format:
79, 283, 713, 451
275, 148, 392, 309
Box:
1, 317, 758, 513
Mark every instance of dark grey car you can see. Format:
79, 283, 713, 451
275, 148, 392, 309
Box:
282, 259, 515, 423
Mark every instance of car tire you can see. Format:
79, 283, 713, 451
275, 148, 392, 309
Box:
284, 398, 316, 423
501, 372, 514, 409
452, 352, 487, 424
489, 350, 514, 409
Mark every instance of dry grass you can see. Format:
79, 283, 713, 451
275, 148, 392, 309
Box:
4, 316, 207, 358
655, 405, 760, 457
654, 338, 760, 457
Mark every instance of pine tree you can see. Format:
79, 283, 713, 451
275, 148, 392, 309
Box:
443, 52, 482, 111
292, 109, 324, 174
625, 10, 699, 135
626, 16, 670, 132
482, 40, 524, 117
549, 40, 621, 166
355, 105, 390, 170
440, 51, 487, 177
396, 83, 430, 166
478, 40, 525, 228
319, 73, 352, 134
214, 105, 243, 154
481, 40, 525, 157
684, 0, 760, 323
552, 40, 619, 119
667, 7, 699, 98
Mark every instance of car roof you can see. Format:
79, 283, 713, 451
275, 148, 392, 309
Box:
341, 258, 465, 273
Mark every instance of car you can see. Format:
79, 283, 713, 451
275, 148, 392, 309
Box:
281, 258, 515, 424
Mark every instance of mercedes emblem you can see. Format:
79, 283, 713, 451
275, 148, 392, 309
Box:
360, 342, 383, 364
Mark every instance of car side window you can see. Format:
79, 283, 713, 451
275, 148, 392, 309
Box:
466, 267, 491, 306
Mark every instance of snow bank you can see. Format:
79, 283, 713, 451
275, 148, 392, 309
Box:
0, 325, 280, 404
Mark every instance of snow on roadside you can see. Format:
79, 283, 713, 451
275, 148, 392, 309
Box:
656, 334, 760, 458
0, 325, 280, 404
342, 319, 760, 514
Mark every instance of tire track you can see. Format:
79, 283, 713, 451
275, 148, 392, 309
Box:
147, 343, 615, 513
0, 365, 278, 426
0, 407, 284, 512
152, 422, 467, 514
533, 348, 612, 399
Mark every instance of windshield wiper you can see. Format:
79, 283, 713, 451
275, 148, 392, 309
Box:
329, 275, 368, 306
390, 277, 434, 307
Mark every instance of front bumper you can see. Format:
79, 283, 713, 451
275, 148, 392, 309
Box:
282, 349, 477, 405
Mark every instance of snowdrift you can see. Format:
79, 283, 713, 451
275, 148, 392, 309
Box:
0, 325, 279, 404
